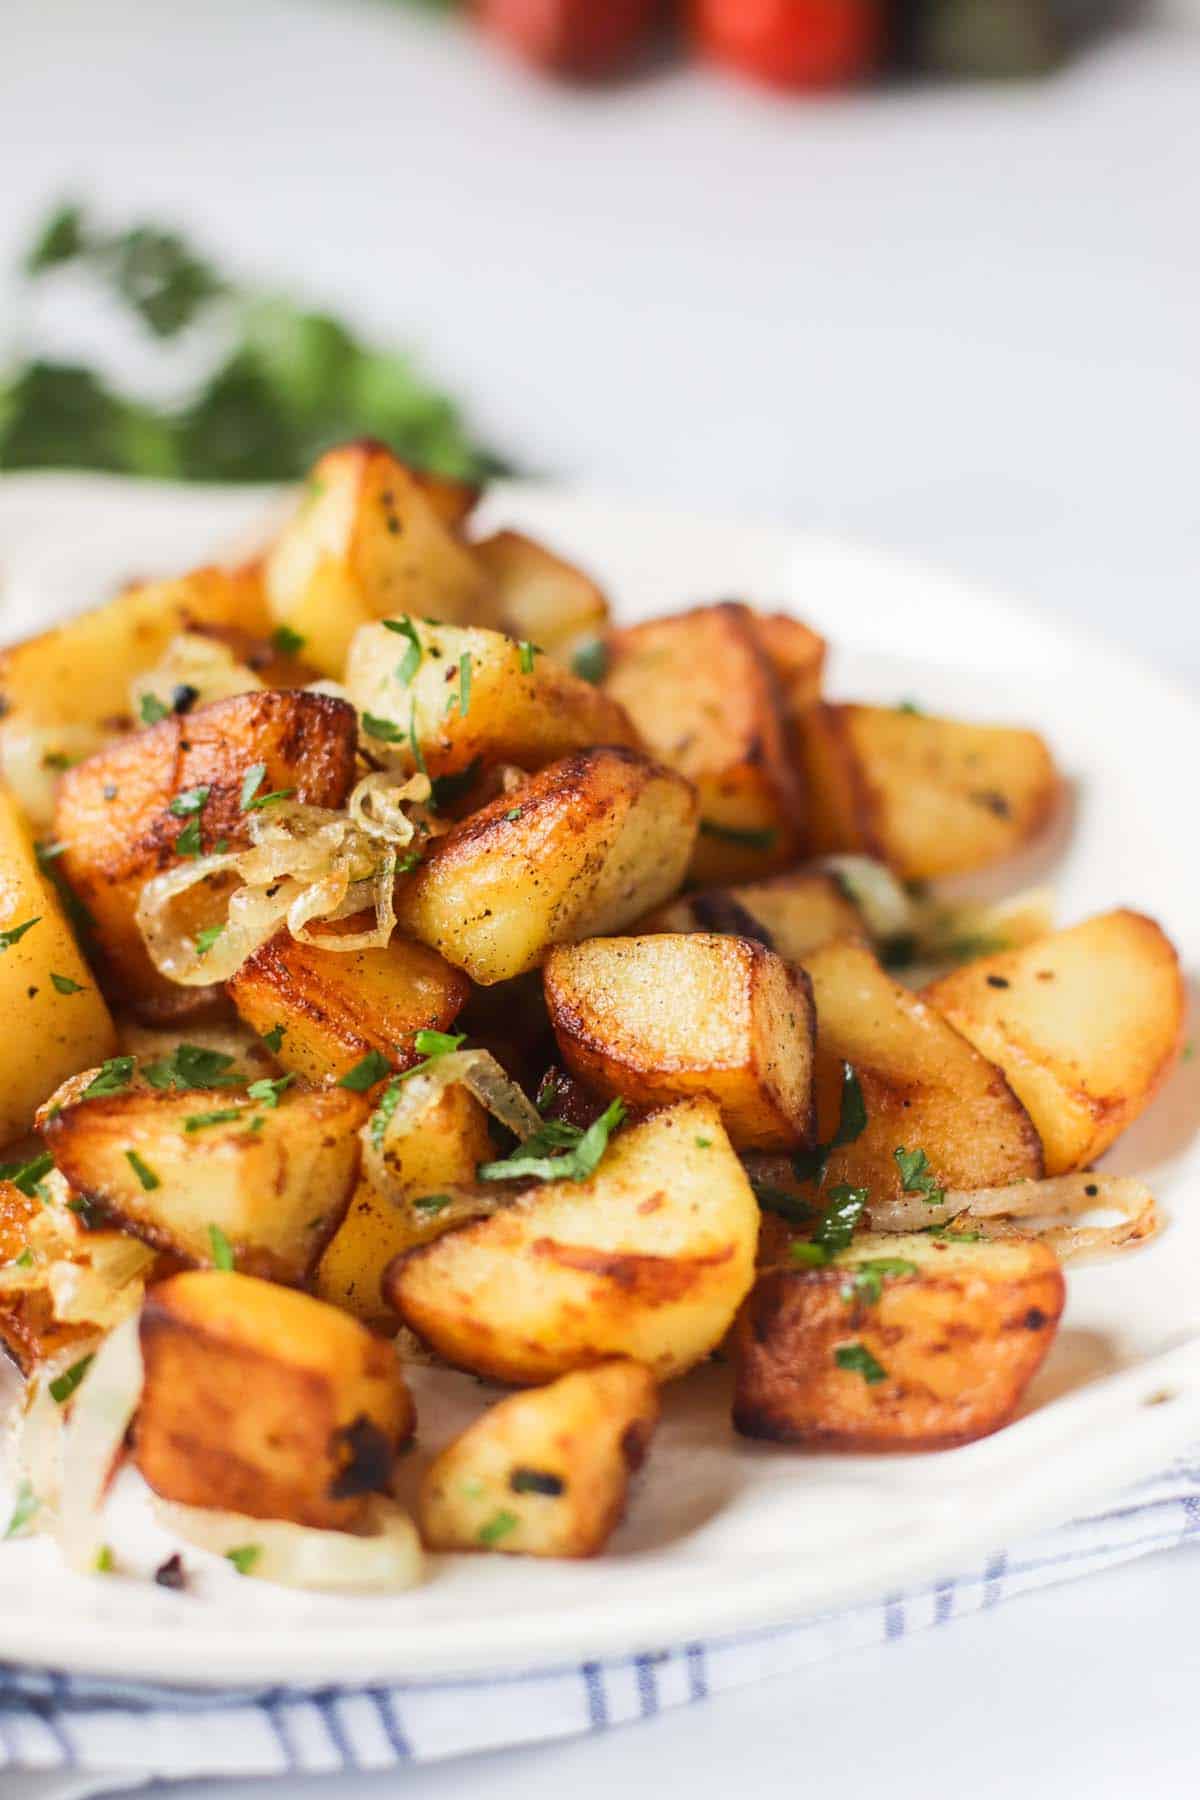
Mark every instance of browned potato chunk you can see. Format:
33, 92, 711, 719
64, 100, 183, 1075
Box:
641, 868, 866, 963
603, 603, 805, 882
798, 703, 1059, 880
544, 934, 815, 1152
227, 920, 470, 1087
40, 1079, 366, 1283
924, 910, 1185, 1175
54, 690, 358, 1017
135, 1270, 414, 1529
345, 616, 637, 782
393, 747, 698, 984
733, 1230, 1064, 1450
316, 1078, 493, 1329
473, 530, 610, 663
754, 613, 826, 717
797, 939, 1044, 1201
264, 444, 498, 676
389, 1098, 759, 1384
420, 1361, 658, 1558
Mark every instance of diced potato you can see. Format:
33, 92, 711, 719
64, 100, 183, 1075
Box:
924, 910, 1185, 1174
473, 530, 610, 662
411, 470, 481, 532
754, 613, 827, 717
0, 1182, 97, 1375
602, 603, 805, 883
40, 1080, 367, 1283
227, 919, 470, 1087
264, 444, 498, 676
393, 747, 699, 984
797, 938, 1044, 1202
0, 787, 116, 1144
544, 934, 815, 1151
641, 868, 866, 963
420, 1360, 658, 1557
345, 616, 637, 781
797, 703, 1059, 880
135, 1270, 414, 1529
316, 1077, 493, 1328
54, 690, 358, 1017
733, 1230, 1064, 1450
389, 1098, 759, 1384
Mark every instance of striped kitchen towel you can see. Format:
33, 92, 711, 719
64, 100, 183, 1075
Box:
0, 1445, 1198, 1785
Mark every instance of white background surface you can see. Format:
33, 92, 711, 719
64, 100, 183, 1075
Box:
1, 1, 1198, 1795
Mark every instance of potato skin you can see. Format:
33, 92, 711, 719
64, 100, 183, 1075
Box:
733, 1232, 1064, 1451
54, 690, 357, 1018
544, 933, 816, 1151
603, 602, 805, 883
420, 1361, 658, 1558
924, 909, 1185, 1175
134, 1270, 414, 1529
388, 1098, 759, 1384
392, 746, 699, 984
227, 917, 470, 1086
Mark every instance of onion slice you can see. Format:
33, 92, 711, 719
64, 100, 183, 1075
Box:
869, 1172, 1158, 1261
153, 1495, 423, 1591
56, 1314, 144, 1572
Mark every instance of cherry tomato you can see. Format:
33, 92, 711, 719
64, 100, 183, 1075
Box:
475, 0, 661, 81
691, 0, 884, 89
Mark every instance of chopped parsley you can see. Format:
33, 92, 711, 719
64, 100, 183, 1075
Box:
834, 1342, 888, 1385
81, 1056, 136, 1098
3, 1151, 55, 1198
368, 1030, 465, 1144
143, 1044, 240, 1091
339, 1048, 393, 1092
12, 1249, 34, 1269
695, 1136, 713, 1148
413, 1028, 464, 1059
383, 616, 423, 685
140, 693, 169, 725
50, 1353, 94, 1404
429, 757, 482, 811
791, 1062, 867, 1186
174, 815, 203, 858
168, 785, 209, 817
3, 1478, 38, 1538
478, 1510, 518, 1547
413, 1194, 452, 1215
503, 807, 523, 822
270, 625, 306, 655
698, 821, 777, 851
93, 1544, 116, 1573
261, 1023, 286, 1054
894, 1145, 945, 1207
125, 1148, 160, 1191
408, 704, 428, 777
840, 1257, 918, 1306
50, 971, 84, 994
362, 712, 405, 743
518, 641, 539, 676
478, 1098, 626, 1185
208, 1223, 235, 1269
225, 1544, 261, 1576
897, 698, 923, 715
193, 924, 224, 956
571, 640, 607, 684
0, 917, 40, 952
749, 1175, 814, 1223
457, 650, 472, 717
246, 1073, 295, 1108
788, 1185, 868, 1267
184, 1108, 243, 1133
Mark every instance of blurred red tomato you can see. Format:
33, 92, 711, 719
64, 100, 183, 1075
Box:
691, 0, 884, 88
475, 0, 661, 80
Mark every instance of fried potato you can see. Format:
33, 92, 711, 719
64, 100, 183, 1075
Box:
544, 934, 815, 1151
602, 603, 805, 882
228, 919, 470, 1087
473, 530, 610, 662
754, 613, 826, 717
924, 910, 1185, 1174
0, 787, 117, 1144
733, 1230, 1064, 1450
393, 747, 699, 984
40, 1080, 366, 1283
798, 938, 1044, 1201
135, 1270, 414, 1529
345, 616, 637, 781
420, 1360, 658, 1557
0, 1182, 97, 1375
641, 868, 866, 963
54, 690, 358, 1017
0, 565, 269, 828
389, 1098, 759, 1384
264, 444, 497, 676
798, 703, 1059, 879
316, 1078, 493, 1329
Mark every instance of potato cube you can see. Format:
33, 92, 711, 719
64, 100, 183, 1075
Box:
641, 868, 866, 963
733, 1230, 1064, 1450
473, 530, 610, 662
754, 613, 826, 717
544, 934, 815, 1151
420, 1361, 658, 1557
135, 1270, 414, 1529
924, 910, 1185, 1174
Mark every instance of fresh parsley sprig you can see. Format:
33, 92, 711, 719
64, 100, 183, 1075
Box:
477, 1099, 627, 1185
791, 1062, 867, 1186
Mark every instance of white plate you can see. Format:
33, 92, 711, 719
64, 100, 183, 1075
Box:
0, 473, 1196, 1688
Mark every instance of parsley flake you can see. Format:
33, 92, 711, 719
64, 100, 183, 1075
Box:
698, 820, 777, 851
261, 1023, 286, 1053
174, 815, 203, 858
125, 1148, 160, 1191
184, 1109, 244, 1133
478, 1510, 518, 1546
894, 1146, 945, 1207
339, 1049, 393, 1092
788, 1185, 869, 1266
3, 1478, 38, 1538
518, 641, 539, 675
834, 1342, 888, 1384
791, 1063, 867, 1186
840, 1257, 918, 1306
571, 640, 608, 684
478, 1098, 626, 1185
270, 625, 306, 655
383, 616, 423, 686
361, 712, 405, 743
208, 1223, 235, 1269
413, 1194, 452, 1215
0, 917, 40, 952
51, 971, 84, 994
193, 924, 224, 956
50, 1354, 94, 1403
143, 1044, 240, 1091
140, 693, 169, 725
81, 1056, 136, 1098
246, 1073, 295, 1108
3, 1151, 54, 1198
457, 650, 473, 717
169, 785, 209, 817
225, 1544, 261, 1576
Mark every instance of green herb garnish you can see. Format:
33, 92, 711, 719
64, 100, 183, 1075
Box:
225, 1544, 261, 1576
339, 1049, 393, 1092
261, 1023, 286, 1054
518, 641, 539, 676
93, 1544, 116, 1573
4, 1151, 55, 1198
408, 704, 428, 778
840, 1257, 918, 1306
3, 1478, 38, 1538
184, 1109, 243, 1133
270, 625, 306, 655
791, 1063, 868, 1186
834, 1342, 888, 1384
174, 815, 203, 858
125, 1148, 160, 1191
383, 616, 423, 686
50, 1354, 94, 1404
362, 712, 405, 743
697, 821, 778, 851
246, 1073, 295, 1108
571, 640, 608, 684
894, 1145, 945, 1207
413, 1194, 452, 1215
208, 1223, 235, 1269
193, 924, 224, 956
81, 1056, 136, 1098
478, 1098, 626, 1185
789, 1185, 869, 1267
457, 650, 472, 718
478, 1510, 518, 1547
0, 917, 40, 952
429, 757, 482, 811
140, 693, 169, 725
143, 1044, 240, 1091
50, 971, 84, 994
169, 785, 209, 818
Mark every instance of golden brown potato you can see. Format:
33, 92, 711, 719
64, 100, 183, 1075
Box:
54, 690, 358, 1017
641, 868, 866, 963
544, 934, 815, 1152
345, 616, 638, 782
798, 703, 1059, 880
733, 1230, 1064, 1450
393, 747, 699, 984
411, 469, 481, 532
0, 786, 117, 1144
264, 443, 498, 676
420, 1361, 658, 1557
795, 938, 1044, 1203
389, 1098, 759, 1384
0, 565, 269, 828
0, 1182, 98, 1375
473, 530, 610, 663
754, 613, 827, 717
40, 1079, 366, 1283
316, 1078, 493, 1329
924, 910, 1185, 1175
227, 918, 470, 1087
135, 1270, 414, 1529
602, 603, 805, 883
